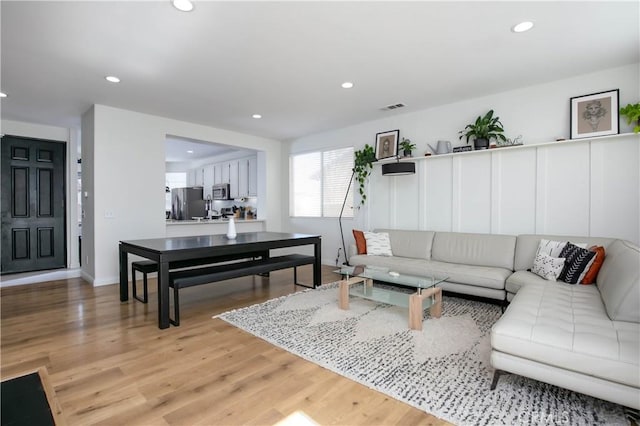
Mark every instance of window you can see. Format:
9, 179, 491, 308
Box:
290, 147, 354, 218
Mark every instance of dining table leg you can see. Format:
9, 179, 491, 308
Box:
313, 238, 321, 288
119, 244, 129, 302
158, 260, 170, 329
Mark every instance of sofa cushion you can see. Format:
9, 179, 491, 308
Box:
596, 239, 640, 322
374, 229, 435, 260
535, 238, 569, 257
558, 242, 596, 284
424, 260, 512, 290
492, 282, 640, 388
348, 255, 510, 290
506, 270, 547, 294
581, 246, 605, 284
352, 230, 367, 254
514, 234, 613, 272
431, 232, 516, 270
531, 252, 566, 281
364, 231, 393, 256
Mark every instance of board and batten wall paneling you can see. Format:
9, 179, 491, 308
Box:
590, 137, 640, 243
491, 148, 537, 235
368, 134, 639, 245
369, 167, 392, 230
535, 142, 591, 236
453, 152, 492, 233
423, 156, 453, 231
391, 168, 421, 230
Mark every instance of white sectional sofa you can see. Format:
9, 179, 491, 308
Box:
348, 229, 640, 410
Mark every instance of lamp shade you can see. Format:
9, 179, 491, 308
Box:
382, 161, 415, 176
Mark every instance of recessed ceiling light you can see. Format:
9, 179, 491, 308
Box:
0, 92, 7, 98
252, 114, 262, 119
187, 150, 194, 154
105, 76, 120, 83
512, 21, 534, 33
341, 82, 354, 89
172, 0, 194, 12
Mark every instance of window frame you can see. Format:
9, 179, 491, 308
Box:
289, 146, 354, 219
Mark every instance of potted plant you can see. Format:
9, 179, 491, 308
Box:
353, 144, 376, 205
458, 110, 507, 150
620, 103, 640, 133
399, 138, 416, 157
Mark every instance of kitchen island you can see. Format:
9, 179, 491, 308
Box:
166, 219, 265, 237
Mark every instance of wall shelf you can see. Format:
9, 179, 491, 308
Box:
374, 132, 638, 165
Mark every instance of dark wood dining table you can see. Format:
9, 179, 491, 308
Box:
119, 231, 322, 329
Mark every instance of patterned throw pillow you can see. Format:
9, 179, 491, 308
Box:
535, 239, 568, 258
363, 231, 393, 256
532, 252, 566, 281
581, 246, 606, 285
352, 230, 367, 255
558, 242, 597, 284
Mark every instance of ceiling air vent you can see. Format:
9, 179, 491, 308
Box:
381, 103, 406, 111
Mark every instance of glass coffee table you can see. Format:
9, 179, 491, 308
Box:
335, 265, 448, 331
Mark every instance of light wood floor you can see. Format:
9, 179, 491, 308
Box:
1, 265, 449, 425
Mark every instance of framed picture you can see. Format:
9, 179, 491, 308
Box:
570, 89, 619, 139
375, 130, 399, 160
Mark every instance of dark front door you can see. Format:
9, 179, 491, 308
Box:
1, 135, 66, 274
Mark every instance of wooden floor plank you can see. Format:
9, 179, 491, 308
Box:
1, 266, 447, 425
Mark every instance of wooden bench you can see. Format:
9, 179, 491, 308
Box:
131, 252, 268, 304
168, 254, 316, 325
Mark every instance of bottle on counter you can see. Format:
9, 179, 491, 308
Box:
226, 217, 237, 239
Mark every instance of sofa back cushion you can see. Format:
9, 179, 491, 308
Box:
374, 229, 434, 260
431, 232, 516, 270
596, 239, 640, 322
514, 234, 613, 271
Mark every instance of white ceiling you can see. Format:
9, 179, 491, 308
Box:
1, 1, 638, 142
165, 136, 240, 162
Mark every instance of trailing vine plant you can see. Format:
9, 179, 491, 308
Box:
353, 144, 376, 205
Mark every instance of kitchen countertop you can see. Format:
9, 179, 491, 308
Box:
166, 218, 264, 225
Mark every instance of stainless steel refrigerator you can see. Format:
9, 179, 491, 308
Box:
171, 187, 205, 220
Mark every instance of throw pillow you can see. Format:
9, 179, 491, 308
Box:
363, 231, 393, 256
535, 239, 568, 258
581, 246, 606, 284
352, 230, 367, 255
531, 252, 566, 281
558, 242, 597, 284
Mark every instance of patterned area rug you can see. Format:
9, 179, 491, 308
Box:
215, 282, 627, 425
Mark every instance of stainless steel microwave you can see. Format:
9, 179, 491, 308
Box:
212, 183, 230, 200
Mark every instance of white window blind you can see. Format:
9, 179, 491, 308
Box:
290, 147, 354, 218
291, 152, 322, 217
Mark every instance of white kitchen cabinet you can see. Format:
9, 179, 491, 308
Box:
187, 169, 196, 186
228, 160, 239, 198
213, 163, 223, 185
203, 164, 214, 199
236, 156, 258, 197
221, 161, 230, 184
209, 155, 257, 198
248, 156, 257, 196
238, 158, 249, 197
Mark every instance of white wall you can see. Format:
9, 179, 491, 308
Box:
285, 63, 640, 264
1, 119, 81, 272
82, 105, 282, 286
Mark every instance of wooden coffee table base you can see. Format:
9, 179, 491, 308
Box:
339, 277, 443, 331
339, 276, 369, 309
409, 287, 442, 331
